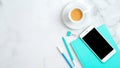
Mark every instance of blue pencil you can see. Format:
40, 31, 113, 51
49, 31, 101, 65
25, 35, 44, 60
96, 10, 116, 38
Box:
57, 46, 74, 68
62, 37, 75, 66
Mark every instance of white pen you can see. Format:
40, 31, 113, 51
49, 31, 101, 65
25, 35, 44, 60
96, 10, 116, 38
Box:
57, 46, 74, 68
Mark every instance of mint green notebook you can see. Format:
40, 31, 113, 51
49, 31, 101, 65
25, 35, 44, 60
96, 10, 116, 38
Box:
70, 24, 120, 68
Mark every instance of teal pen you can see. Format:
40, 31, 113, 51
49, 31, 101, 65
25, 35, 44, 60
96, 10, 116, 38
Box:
57, 46, 74, 68
62, 37, 75, 66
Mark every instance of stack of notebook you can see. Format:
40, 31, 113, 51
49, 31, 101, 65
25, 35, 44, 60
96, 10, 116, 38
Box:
70, 24, 120, 68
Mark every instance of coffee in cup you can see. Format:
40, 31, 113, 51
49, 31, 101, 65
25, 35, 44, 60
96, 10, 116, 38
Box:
68, 8, 85, 23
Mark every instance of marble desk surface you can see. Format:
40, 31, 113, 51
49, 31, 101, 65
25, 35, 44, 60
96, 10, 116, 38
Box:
0, 0, 120, 68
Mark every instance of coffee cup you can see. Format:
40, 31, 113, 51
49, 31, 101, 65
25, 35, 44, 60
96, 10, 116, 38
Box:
67, 7, 86, 24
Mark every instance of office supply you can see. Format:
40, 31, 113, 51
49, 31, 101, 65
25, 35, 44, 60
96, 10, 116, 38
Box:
66, 31, 77, 37
70, 24, 120, 68
67, 31, 72, 36
56, 46, 74, 68
62, 37, 75, 66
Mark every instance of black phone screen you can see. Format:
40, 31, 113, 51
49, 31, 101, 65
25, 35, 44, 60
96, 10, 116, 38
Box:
82, 28, 113, 59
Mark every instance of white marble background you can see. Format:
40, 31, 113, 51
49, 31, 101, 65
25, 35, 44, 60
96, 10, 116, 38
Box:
0, 0, 120, 68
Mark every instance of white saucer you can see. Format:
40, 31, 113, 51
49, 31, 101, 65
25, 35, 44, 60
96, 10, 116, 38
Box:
62, 1, 89, 30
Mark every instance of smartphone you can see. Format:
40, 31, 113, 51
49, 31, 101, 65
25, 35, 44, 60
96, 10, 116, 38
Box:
80, 26, 116, 62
